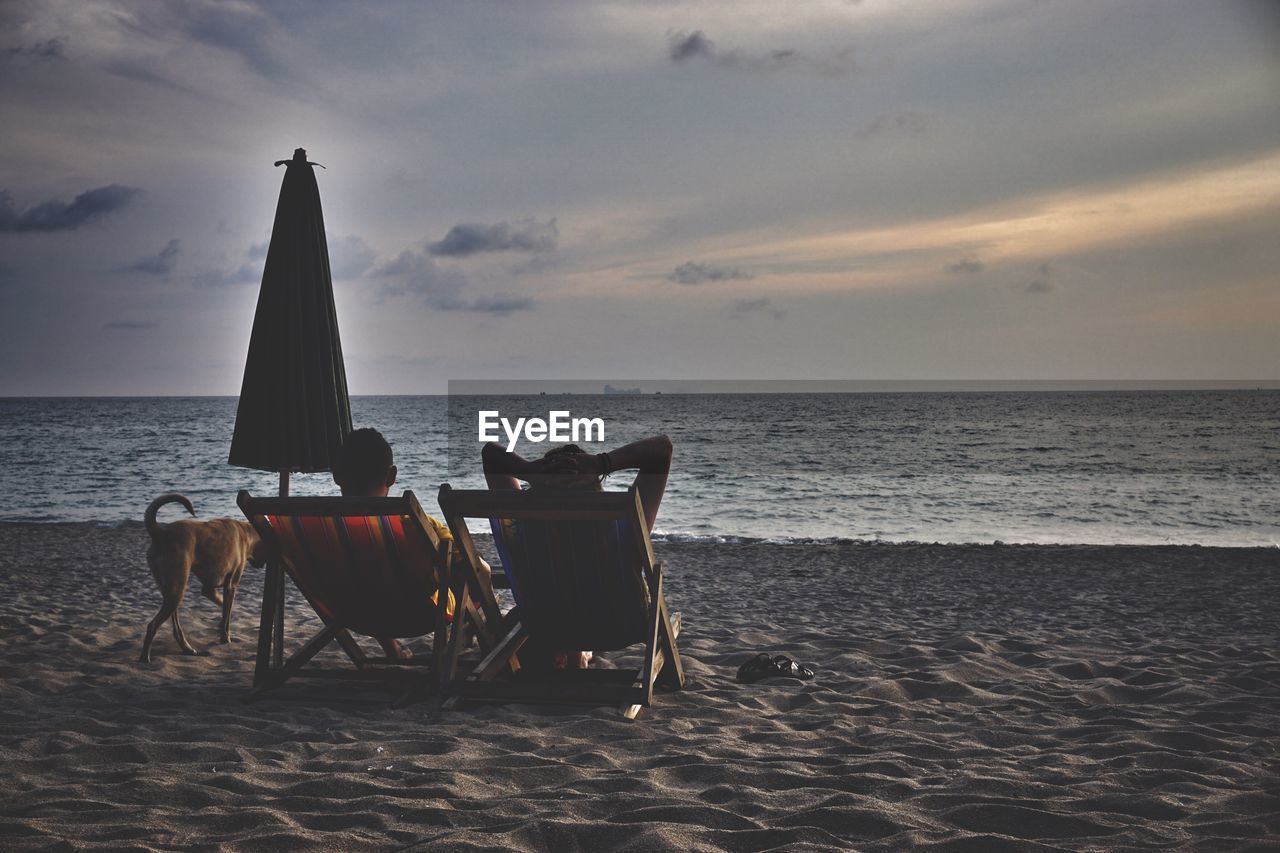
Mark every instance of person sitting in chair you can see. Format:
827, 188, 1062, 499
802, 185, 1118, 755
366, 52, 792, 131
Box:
481, 434, 674, 668
332, 427, 493, 659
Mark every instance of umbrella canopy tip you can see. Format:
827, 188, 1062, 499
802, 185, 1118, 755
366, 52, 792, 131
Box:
273, 148, 325, 169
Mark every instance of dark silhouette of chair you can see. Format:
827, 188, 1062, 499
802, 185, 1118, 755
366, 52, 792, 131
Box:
436, 484, 684, 718
238, 490, 500, 701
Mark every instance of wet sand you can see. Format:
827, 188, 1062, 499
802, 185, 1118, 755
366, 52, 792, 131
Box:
1, 522, 1277, 850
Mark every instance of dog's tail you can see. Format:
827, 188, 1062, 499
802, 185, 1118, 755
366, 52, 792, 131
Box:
145, 493, 196, 539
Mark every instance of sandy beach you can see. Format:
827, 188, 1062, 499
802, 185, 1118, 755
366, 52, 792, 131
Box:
1, 522, 1276, 851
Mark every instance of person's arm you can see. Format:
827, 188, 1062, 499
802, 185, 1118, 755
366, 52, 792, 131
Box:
482, 442, 524, 491
481, 442, 574, 490
594, 434, 673, 533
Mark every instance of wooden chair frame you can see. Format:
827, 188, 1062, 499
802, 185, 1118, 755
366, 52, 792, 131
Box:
437, 484, 685, 718
238, 490, 464, 702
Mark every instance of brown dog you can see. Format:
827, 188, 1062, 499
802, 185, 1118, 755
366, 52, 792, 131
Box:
140, 493, 268, 663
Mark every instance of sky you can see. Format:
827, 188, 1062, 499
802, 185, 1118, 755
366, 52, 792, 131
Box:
1, 0, 1278, 395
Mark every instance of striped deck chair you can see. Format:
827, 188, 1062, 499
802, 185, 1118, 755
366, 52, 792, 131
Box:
437, 484, 684, 719
237, 490, 503, 700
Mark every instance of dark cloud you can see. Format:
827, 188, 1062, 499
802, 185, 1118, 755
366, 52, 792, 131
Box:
373, 250, 466, 298
669, 30, 715, 62
4, 38, 65, 60
667, 30, 855, 75
669, 261, 754, 285
944, 258, 984, 274
732, 297, 784, 319
327, 234, 375, 279
374, 249, 534, 314
104, 321, 157, 330
122, 238, 181, 276
428, 218, 558, 257
0, 185, 141, 233
1026, 262, 1056, 294
859, 112, 932, 138
458, 293, 535, 315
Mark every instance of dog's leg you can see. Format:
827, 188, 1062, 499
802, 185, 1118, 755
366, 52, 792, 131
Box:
170, 595, 199, 656
219, 575, 239, 644
141, 596, 180, 663
201, 584, 225, 607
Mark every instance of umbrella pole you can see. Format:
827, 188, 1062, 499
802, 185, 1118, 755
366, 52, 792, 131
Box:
252, 472, 292, 688
270, 471, 289, 667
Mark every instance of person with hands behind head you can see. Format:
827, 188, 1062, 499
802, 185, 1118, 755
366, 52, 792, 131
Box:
481, 434, 675, 669
482, 434, 674, 531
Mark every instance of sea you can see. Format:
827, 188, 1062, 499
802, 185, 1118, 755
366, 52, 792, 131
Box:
1, 390, 1277, 547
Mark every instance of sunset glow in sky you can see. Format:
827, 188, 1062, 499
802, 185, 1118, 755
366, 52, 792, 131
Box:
2, 1, 1278, 394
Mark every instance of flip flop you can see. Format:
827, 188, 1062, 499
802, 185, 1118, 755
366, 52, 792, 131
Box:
737, 653, 816, 684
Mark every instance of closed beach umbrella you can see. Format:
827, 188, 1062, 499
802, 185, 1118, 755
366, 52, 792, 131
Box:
229, 148, 351, 490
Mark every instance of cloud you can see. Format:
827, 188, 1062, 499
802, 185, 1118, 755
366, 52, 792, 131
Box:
669, 30, 715, 62
104, 321, 157, 330
373, 250, 467, 299
669, 261, 754, 285
667, 30, 855, 75
1026, 262, 1056, 293
373, 248, 534, 314
121, 238, 181, 276
327, 233, 375, 279
428, 218, 558, 257
732, 297, 784, 319
460, 293, 535, 315
4, 38, 65, 60
944, 258, 984, 274
0, 185, 142, 233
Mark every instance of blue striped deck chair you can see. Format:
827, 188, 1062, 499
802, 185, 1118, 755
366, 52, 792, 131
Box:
237, 490, 507, 702
437, 484, 684, 719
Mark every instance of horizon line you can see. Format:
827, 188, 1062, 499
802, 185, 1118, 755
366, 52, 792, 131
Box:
4, 379, 1279, 399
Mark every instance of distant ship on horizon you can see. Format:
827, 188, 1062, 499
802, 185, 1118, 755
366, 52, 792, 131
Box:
603, 384, 642, 395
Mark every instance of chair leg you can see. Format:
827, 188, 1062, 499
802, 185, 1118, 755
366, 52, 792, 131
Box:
271, 569, 285, 667
248, 623, 341, 700
333, 629, 368, 667
441, 583, 474, 695
638, 570, 665, 707
253, 560, 282, 688
655, 595, 685, 689
431, 590, 449, 692
399, 582, 453, 708
474, 621, 529, 681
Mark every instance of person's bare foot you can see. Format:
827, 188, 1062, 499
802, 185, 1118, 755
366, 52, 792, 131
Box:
378, 637, 413, 659
553, 650, 592, 669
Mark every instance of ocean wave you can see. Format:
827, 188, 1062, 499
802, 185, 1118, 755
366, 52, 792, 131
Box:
650, 531, 1279, 548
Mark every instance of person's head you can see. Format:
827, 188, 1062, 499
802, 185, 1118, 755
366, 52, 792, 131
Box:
332, 427, 397, 497
527, 443, 604, 492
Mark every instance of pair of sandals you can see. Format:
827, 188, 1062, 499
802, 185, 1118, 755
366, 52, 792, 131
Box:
737, 653, 815, 684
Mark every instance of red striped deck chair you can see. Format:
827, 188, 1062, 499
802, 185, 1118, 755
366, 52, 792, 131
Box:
237, 490, 496, 701
437, 484, 684, 719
